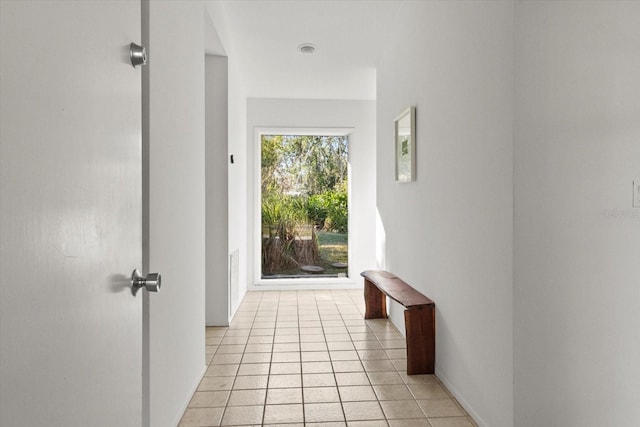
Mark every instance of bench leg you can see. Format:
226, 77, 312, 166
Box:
404, 306, 435, 375
364, 278, 387, 319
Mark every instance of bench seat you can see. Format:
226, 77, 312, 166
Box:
361, 270, 435, 375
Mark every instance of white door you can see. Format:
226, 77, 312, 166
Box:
0, 1, 143, 425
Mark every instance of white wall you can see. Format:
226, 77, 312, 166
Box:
143, 1, 206, 425
376, 2, 514, 426
205, 54, 229, 326
206, 1, 249, 318
246, 98, 377, 288
514, 2, 640, 426
229, 74, 248, 315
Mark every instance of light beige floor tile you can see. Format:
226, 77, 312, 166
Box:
229, 325, 254, 332
206, 327, 227, 337
206, 337, 223, 346
232, 375, 269, 390
299, 321, 322, 328
198, 376, 235, 391
185, 292, 479, 427
302, 351, 331, 362
302, 361, 334, 374
374, 333, 404, 341
357, 350, 389, 361
276, 321, 298, 328
353, 341, 382, 350
275, 328, 299, 337
380, 400, 426, 420
221, 336, 249, 346
263, 403, 304, 424
330, 350, 359, 361
251, 320, 275, 327
366, 371, 404, 385
322, 320, 345, 327
387, 419, 430, 427
335, 372, 370, 386
241, 352, 271, 364
179, 407, 224, 426
342, 401, 385, 421
274, 335, 300, 343
215, 345, 245, 354
400, 373, 439, 385
227, 389, 266, 406
266, 387, 303, 404
307, 423, 346, 427
304, 402, 346, 422
300, 334, 326, 342
327, 341, 355, 351
268, 374, 302, 388
324, 327, 349, 335
373, 385, 413, 401
220, 405, 264, 425
249, 328, 275, 336
237, 363, 270, 376
303, 373, 337, 387
205, 353, 214, 364
271, 352, 300, 363
188, 391, 230, 408
205, 364, 238, 377
349, 333, 378, 341
245, 343, 273, 353
247, 335, 273, 344
338, 385, 377, 402
211, 353, 243, 365
417, 398, 464, 418
301, 342, 329, 352
273, 342, 300, 353
303, 386, 340, 403
380, 340, 406, 349
362, 360, 396, 372
345, 324, 369, 332
427, 418, 474, 427
300, 327, 324, 335
347, 421, 388, 427
325, 334, 351, 342
332, 360, 364, 373
225, 329, 251, 337
270, 362, 301, 375
408, 383, 448, 399
384, 349, 407, 360
391, 359, 407, 372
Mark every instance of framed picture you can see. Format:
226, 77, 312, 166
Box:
395, 106, 416, 182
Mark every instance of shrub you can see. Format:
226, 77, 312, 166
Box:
305, 182, 348, 233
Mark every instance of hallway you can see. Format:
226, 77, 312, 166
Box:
180, 290, 476, 426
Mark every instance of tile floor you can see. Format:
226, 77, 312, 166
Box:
180, 290, 477, 427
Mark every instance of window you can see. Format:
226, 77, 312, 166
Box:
259, 133, 350, 281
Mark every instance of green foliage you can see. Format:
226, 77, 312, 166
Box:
262, 192, 307, 229
261, 135, 348, 197
306, 182, 348, 233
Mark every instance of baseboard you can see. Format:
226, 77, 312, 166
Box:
435, 368, 488, 427
172, 364, 208, 427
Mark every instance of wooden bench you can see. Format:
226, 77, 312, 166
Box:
361, 270, 435, 375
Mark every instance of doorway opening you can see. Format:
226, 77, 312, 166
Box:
259, 132, 350, 281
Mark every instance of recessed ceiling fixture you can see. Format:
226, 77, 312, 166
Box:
297, 43, 317, 54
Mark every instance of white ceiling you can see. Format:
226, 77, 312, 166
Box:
211, 0, 401, 100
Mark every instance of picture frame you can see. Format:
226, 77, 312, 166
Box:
394, 106, 416, 183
